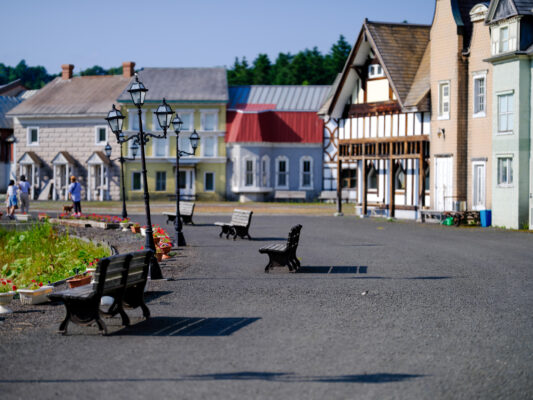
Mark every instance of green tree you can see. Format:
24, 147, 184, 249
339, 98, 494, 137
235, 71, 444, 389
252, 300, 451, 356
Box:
271, 52, 294, 84
0, 60, 55, 90
227, 57, 253, 85
325, 35, 351, 82
251, 54, 271, 85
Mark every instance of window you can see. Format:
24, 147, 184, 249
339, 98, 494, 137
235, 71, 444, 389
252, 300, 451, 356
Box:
367, 163, 378, 190
204, 172, 215, 192
438, 82, 450, 119
368, 64, 384, 78
95, 126, 107, 144
300, 157, 313, 189
177, 111, 193, 131
497, 157, 513, 186
261, 156, 270, 187
27, 127, 39, 145
178, 170, 187, 189
203, 136, 216, 157
153, 137, 168, 157
473, 76, 486, 117
132, 171, 142, 191
128, 109, 145, 131
276, 157, 289, 188
499, 26, 509, 53
395, 164, 406, 190
178, 135, 193, 156
128, 138, 140, 157
152, 111, 163, 132
341, 169, 357, 189
498, 93, 514, 133
245, 159, 254, 187
424, 167, 430, 192
201, 111, 218, 131
155, 171, 166, 191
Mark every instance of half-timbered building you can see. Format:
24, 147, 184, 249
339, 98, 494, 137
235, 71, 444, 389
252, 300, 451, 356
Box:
319, 20, 431, 219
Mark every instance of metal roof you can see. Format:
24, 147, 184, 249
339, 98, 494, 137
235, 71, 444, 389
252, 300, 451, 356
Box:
228, 85, 331, 112
117, 68, 228, 103
0, 96, 23, 128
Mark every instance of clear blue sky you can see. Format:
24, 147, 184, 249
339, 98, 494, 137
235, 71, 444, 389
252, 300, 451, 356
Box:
1, 0, 435, 75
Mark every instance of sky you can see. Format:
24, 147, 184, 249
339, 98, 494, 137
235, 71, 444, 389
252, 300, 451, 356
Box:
1, 0, 435, 75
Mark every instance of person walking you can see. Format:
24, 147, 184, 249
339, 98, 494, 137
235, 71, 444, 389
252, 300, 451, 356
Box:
6, 180, 18, 219
18, 175, 31, 214
68, 176, 82, 217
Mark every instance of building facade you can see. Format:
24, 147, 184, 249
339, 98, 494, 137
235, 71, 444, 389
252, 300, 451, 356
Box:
117, 68, 228, 201
226, 86, 329, 202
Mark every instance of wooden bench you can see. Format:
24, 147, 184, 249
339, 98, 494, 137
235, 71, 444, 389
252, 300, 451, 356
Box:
214, 209, 253, 240
274, 190, 307, 202
259, 224, 302, 273
318, 191, 350, 202
48, 250, 152, 335
420, 210, 445, 223
163, 201, 195, 225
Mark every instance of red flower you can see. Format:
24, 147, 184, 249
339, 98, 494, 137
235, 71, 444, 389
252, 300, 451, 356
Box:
39, 282, 43, 287
140, 246, 144, 250
12, 285, 17, 291
1, 281, 6, 286
7, 280, 11, 283
32, 279, 36, 283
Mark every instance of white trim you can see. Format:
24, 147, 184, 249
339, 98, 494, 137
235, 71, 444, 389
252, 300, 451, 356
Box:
26, 126, 39, 146
175, 110, 194, 132
151, 109, 164, 132
94, 125, 108, 145
438, 80, 450, 120
128, 109, 146, 131
299, 156, 313, 190
131, 171, 143, 191
472, 73, 487, 119
201, 134, 218, 157
472, 161, 486, 211
275, 155, 289, 189
243, 156, 257, 187
261, 155, 270, 188
152, 136, 169, 158
204, 171, 215, 192
496, 155, 513, 188
200, 109, 219, 132
497, 92, 514, 134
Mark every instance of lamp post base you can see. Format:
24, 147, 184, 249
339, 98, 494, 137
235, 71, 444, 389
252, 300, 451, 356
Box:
149, 257, 164, 280
175, 231, 187, 247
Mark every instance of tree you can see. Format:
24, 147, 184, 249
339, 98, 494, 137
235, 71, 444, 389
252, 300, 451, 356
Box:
0, 60, 55, 90
227, 57, 253, 85
271, 52, 294, 85
325, 35, 351, 82
251, 54, 271, 85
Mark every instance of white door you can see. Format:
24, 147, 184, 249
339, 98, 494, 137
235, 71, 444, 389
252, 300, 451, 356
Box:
178, 169, 195, 199
472, 162, 486, 211
435, 157, 453, 211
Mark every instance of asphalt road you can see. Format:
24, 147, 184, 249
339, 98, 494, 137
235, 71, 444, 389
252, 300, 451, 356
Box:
1, 215, 532, 399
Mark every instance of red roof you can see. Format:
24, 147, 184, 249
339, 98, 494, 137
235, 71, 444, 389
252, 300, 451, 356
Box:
226, 111, 323, 144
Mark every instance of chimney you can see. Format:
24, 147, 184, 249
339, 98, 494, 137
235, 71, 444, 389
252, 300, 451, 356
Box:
123, 61, 135, 78
61, 64, 74, 80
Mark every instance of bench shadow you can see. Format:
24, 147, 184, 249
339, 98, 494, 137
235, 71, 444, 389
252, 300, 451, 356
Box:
252, 237, 287, 241
114, 316, 260, 337
0, 372, 424, 384
143, 291, 172, 303
297, 266, 368, 274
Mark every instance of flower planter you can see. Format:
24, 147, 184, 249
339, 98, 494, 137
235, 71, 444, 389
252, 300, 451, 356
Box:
162, 253, 172, 260
153, 236, 161, 245
131, 226, 140, 234
15, 214, 32, 222
120, 222, 130, 232
0, 291, 15, 314
140, 227, 147, 237
18, 286, 53, 305
159, 245, 172, 254
155, 253, 163, 262
67, 275, 91, 288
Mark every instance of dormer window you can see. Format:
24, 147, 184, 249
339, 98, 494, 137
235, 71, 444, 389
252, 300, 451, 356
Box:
499, 26, 509, 52
368, 64, 384, 79
491, 22, 518, 55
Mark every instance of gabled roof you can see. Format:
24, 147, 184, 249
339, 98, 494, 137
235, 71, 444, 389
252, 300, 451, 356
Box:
7, 75, 130, 117
18, 151, 42, 165
52, 151, 77, 165
327, 21, 430, 116
117, 68, 228, 103
318, 74, 342, 117
87, 151, 111, 165
486, 0, 533, 23
0, 96, 23, 129
403, 43, 431, 110
0, 79, 27, 97
228, 85, 330, 112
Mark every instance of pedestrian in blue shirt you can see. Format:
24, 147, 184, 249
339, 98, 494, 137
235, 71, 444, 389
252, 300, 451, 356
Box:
68, 176, 82, 217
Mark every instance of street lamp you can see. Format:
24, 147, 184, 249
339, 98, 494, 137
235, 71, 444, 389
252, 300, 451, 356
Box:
105, 74, 172, 280
171, 115, 199, 247
104, 140, 139, 219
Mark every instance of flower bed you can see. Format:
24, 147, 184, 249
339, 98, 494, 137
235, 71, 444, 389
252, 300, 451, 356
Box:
54, 213, 127, 230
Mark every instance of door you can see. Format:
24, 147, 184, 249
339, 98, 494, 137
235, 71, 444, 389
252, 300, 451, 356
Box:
435, 157, 453, 211
178, 169, 195, 199
472, 162, 486, 211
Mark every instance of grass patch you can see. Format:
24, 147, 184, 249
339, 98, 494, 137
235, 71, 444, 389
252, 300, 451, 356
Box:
0, 222, 110, 287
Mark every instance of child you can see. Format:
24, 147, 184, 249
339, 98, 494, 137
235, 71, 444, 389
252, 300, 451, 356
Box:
68, 176, 82, 217
6, 180, 18, 219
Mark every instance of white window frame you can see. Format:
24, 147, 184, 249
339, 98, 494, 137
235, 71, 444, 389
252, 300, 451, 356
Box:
497, 91, 514, 134
497, 156, 513, 187
95, 126, 108, 145
275, 156, 289, 189
368, 64, 385, 79
128, 109, 146, 131
243, 156, 256, 187
178, 134, 193, 157
204, 171, 215, 192
499, 26, 510, 53
151, 109, 164, 132
152, 136, 169, 158
200, 110, 218, 132
201, 135, 217, 157
131, 171, 142, 191
175, 110, 194, 132
299, 156, 313, 190
472, 72, 487, 118
155, 171, 166, 191
472, 161, 486, 210
438, 81, 450, 120
261, 155, 270, 188
27, 126, 39, 146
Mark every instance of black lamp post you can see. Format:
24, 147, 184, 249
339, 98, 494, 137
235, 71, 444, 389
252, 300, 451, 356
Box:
171, 115, 199, 247
105, 74, 173, 280
104, 140, 139, 219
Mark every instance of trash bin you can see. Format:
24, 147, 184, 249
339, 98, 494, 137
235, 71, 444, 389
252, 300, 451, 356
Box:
480, 210, 492, 227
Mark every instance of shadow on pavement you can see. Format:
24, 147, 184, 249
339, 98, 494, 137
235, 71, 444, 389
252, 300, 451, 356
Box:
144, 291, 172, 303
297, 266, 367, 274
0, 372, 424, 384
114, 316, 260, 337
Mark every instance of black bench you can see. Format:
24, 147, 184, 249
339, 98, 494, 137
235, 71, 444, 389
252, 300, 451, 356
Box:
163, 201, 195, 225
48, 250, 152, 335
214, 209, 253, 240
259, 224, 302, 273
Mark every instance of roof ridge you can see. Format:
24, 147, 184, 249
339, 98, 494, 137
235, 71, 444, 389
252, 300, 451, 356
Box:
365, 20, 431, 28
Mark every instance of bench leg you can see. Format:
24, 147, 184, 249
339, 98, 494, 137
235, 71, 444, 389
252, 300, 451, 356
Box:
227, 227, 235, 239
58, 312, 70, 335
95, 316, 108, 335
140, 302, 150, 320
118, 307, 131, 327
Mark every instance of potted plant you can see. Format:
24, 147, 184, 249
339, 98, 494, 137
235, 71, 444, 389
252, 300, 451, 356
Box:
38, 213, 49, 222
120, 218, 130, 232
67, 273, 91, 288
154, 246, 163, 262
18, 280, 53, 305
131, 223, 141, 234
140, 225, 147, 237
158, 242, 172, 255
0, 279, 17, 314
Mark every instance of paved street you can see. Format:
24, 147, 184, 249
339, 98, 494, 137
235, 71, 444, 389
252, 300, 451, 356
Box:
1, 214, 532, 399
